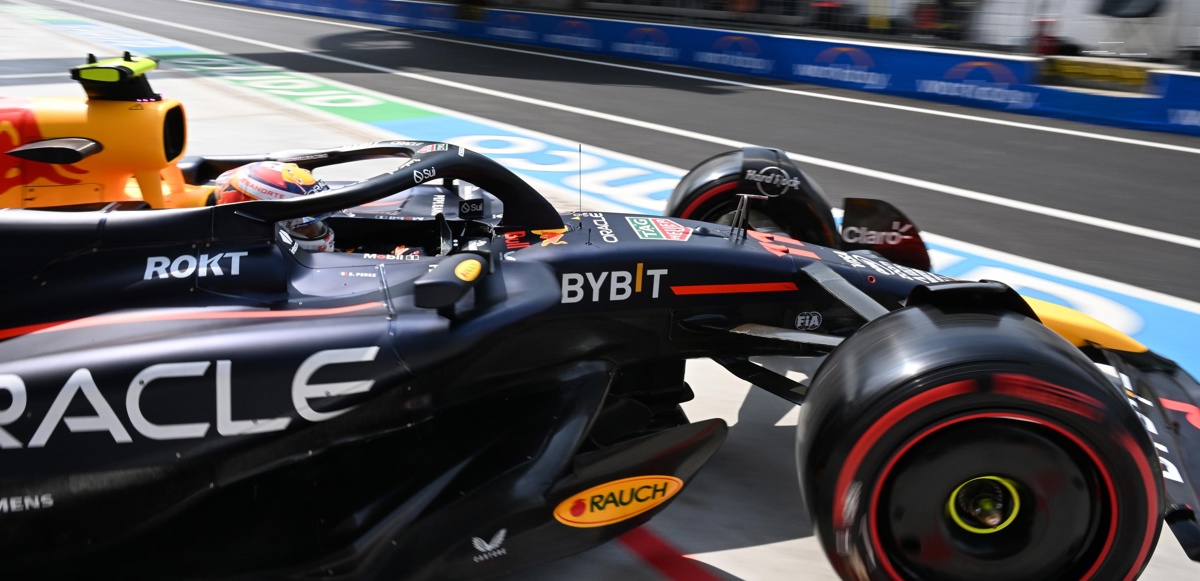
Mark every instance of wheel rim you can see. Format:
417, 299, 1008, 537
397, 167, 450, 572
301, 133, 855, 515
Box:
871, 415, 1115, 581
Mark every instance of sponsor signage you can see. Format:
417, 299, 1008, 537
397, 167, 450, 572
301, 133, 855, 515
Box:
553, 475, 683, 528
144, 252, 248, 280
795, 311, 822, 331
626, 217, 692, 242
744, 167, 802, 196
136, 0, 1200, 136
792, 46, 890, 90
692, 35, 774, 74
561, 263, 668, 303
915, 61, 1038, 110
471, 528, 508, 563
454, 259, 482, 282
0, 347, 380, 449
505, 228, 569, 249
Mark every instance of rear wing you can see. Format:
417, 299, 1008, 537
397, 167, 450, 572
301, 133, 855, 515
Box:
69, 52, 161, 102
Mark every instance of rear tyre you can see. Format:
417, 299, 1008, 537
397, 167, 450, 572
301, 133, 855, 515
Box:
798, 305, 1163, 581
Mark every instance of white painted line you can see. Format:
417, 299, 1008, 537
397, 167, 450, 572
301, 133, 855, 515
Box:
49, 0, 1200, 251
177, 0, 1200, 156
923, 232, 1200, 315
790, 154, 1200, 251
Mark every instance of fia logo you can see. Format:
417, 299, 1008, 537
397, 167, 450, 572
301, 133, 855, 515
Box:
795, 311, 823, 331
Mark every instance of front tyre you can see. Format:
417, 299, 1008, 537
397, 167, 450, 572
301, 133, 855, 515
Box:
798, 305, 1163, 581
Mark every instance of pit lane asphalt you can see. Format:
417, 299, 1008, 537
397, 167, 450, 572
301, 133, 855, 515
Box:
5, 1, 1199, 579
20, 0, 1200, 304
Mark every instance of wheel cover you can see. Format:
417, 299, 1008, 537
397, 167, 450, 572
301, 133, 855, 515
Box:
870, 415, 1115, 581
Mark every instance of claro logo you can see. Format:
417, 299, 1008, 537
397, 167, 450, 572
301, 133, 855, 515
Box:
553, 475, 683, 528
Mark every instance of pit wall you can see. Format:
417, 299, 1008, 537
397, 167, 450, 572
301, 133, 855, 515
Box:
215, 0, 1200, 137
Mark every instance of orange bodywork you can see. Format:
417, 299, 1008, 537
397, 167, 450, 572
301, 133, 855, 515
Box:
0, 96, 212, 208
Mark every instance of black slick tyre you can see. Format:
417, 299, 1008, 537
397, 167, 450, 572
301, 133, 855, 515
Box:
665, 147, 839, 247
797, 305, 1164, 581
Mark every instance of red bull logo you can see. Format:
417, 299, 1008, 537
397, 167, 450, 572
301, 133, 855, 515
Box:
504, 227, 569, 249
916, 61, 1036, 109
693, 35, 774, 73
612, 27, 679, 60
0, 105, 87, 201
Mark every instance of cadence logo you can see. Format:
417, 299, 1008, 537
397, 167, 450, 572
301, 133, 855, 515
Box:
916, 61, 1037, 109
793, 47, 890, 90
611, 27, 680, 61
553, 475, 683, 528
693, 35, 774, 73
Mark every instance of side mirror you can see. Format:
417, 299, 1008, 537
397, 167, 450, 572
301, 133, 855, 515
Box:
413, 253, 487, 310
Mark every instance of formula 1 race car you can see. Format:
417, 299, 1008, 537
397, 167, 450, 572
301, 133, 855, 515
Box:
3, 136, 1200, 581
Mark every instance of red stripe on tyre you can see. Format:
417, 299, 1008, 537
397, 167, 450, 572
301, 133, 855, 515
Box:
866, 412, 1120, 581
679, 182, 738, 218
1118, 430, 1161, 581
832, 379, 977, 531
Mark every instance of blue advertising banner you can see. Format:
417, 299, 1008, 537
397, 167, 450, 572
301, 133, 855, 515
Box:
212, 0, 1200, 136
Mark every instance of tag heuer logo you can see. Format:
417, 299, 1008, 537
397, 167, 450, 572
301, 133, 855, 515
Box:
626, 217, 692, 242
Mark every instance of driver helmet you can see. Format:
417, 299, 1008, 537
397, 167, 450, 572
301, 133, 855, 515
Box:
213, 161, 335, 252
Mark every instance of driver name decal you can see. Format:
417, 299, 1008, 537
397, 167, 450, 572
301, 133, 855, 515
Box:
553, 475, 683, 528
